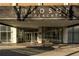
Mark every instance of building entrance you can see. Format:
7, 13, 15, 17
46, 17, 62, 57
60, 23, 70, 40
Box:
24, 32, 37, 43
17, 28, 38, 43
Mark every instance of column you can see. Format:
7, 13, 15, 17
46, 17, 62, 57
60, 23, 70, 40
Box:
31, 33, 34, 43
37, 28, 42, 44
11, 27, 17, 43
63, 28, 68, 43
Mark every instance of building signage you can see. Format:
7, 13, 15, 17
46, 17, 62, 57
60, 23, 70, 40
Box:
21, 6, 69, 18
0, 6, 78, 19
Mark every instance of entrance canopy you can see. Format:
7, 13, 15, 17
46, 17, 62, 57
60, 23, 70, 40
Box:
0, 6, 79, 28
0, 18, 79, 28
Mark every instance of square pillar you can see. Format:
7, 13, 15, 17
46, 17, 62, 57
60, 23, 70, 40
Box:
37, 33, 42, 43
31, 33, 35, 43
11, 27, 17, 43
37, 28, 42, 44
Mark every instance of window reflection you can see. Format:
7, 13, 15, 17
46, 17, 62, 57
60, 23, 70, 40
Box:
0, 25, 11, 42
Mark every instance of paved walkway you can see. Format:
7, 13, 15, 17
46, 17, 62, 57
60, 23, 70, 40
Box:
35, 44, 79, 56
0, 43, 26, 49
0, 43, 79, 56
0, 42, 49, 49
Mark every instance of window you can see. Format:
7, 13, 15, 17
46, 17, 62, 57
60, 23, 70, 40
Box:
0, 25, 11, 42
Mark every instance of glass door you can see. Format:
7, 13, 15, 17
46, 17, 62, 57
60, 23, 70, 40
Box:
25, 32, 37, 43
25, 33, 31, 42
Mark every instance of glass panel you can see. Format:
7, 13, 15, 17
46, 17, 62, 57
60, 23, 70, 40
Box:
0, 25, 11, 42
1, 32, 7, 42
68, 32, 73, 43
0, 25, 11, 31
1, 25, 6, 31
35, 33, 37, 40
6, 26, 11, 31
73, 28, 79, 43
25, 33, 31, 42
0, 25, 1, 31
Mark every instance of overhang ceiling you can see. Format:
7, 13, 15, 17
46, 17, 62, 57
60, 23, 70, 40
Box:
0, 18, 79, 28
